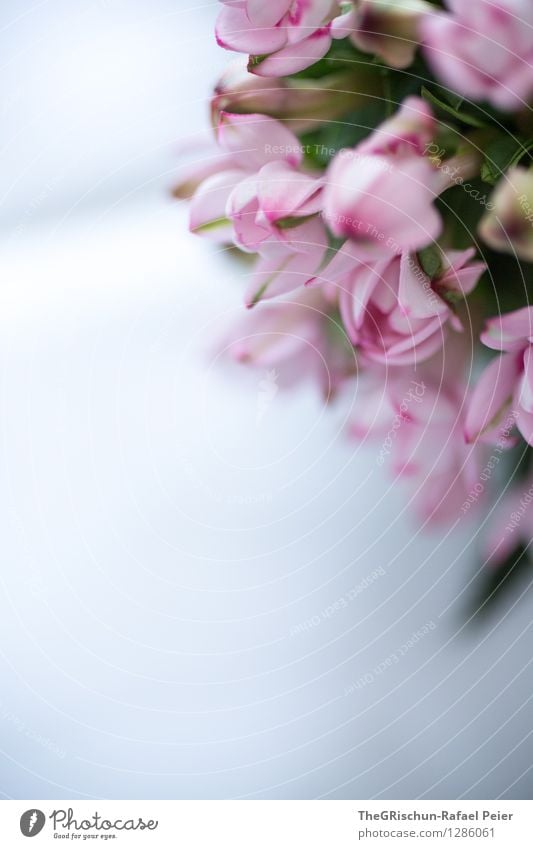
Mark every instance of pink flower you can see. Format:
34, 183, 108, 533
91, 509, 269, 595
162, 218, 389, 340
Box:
465, 307, 533, 445
177, 112, 329, 303
336, 248, 484, 365
184, 112, 322, 241
216, 0, 339, 76
223, 285, 356, 398
479, 167, 533, 262
331, 0, 434, 69
244, 217, 330, 306
322, 97, 443, 256
351, 354, 484, 523
211, 59, 382, 133
176, 113, 304, 235
421, 0, 533, 111
227, 159, 324, 252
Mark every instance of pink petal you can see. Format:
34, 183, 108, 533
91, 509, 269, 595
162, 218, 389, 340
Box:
398, 252, 446, 318
173, 148, 242, 199
216, 5, 288, 54
481, 307, 533, 352
217, 112, 303, 168
367, 328, 446, 366
331, 8, 358, 39
339, 261, 385, 339
325, 153, 442, 252
189, 169, 243, 240
441, 261, 485, 297
465, 352, 520, 442
245, 219, 327, 305
516, 404, 533, 445
305, 241, 363, 287
370, 256, 401, 314
245, 0, 290, 27
519, 345, 533, 413
362, 96, 436, 158
286, 0, 335, 41
256, 161, 323, 222
250, 29, 332, 76
226, 174, 270, 250
385, 314, 445, 358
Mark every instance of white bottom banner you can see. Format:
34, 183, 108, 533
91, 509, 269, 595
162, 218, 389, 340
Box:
0, 800, 531, 847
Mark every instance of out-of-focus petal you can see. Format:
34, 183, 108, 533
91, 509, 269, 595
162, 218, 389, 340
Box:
217, 111, 303, 168
250, 29, 332, 76
465, 351, 520, 442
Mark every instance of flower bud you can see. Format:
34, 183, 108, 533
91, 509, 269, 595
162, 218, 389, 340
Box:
323, 97, 442, 255
332, 0, 433, 69
211, 60, 384, 132
479, 167, 533, 262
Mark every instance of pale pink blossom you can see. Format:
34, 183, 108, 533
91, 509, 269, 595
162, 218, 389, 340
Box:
331, 0, 433, 68
421, 0, 533, 111
216, 0, 339, 76
175, 112, 304, 237
223, 286, 355, 397
465, 306, 533, 445
227, 159, 324, 253
336, 249, 484, 366
323, 97, 443, 256
176, 112, 329, 303
244, 217, 329, 306
211, 60, 382, 133
479, 167, 533, 262
350, 355, 484, 523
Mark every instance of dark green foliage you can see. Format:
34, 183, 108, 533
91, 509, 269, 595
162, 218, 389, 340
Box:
467, 544, 532, 624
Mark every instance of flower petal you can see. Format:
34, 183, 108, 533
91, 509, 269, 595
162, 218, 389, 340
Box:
519, 345, 533, 413
256, 161, 323, 222
245, 0, 290, 27
218, 111, 302, 168
481, 307, 533, 352
216, 4, 288, 53
250, 29, 332, 76
465, 352, 520, 442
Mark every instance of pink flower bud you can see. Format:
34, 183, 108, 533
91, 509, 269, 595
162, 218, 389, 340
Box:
466, 306, 533, 446
337, 248, 483, 366
421, 0, 533, 111
216, 0, 340, 76
332, 0, 434, 68
350, 350, 484, 524
223, 286, 355, 398
323, 97, 442, 255
211, 60, 383, 132
479, 167, 533, 262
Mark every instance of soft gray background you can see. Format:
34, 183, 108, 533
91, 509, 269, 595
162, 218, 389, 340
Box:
0, 0, 531, 799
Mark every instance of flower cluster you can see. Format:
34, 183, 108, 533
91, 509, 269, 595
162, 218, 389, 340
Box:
176, 0, 533, 562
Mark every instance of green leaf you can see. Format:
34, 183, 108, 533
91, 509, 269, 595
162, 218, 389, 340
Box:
312, 237, 348, 280
418, 245, 442, 279
192, 217, 229, 234
480, 136, 529, 185
466, 544, 531, 625
287, 39, 373, 79
300, 101, 389, 168
421, 86, 486, 128
276, 213, 317, 230
508, 139, 533, 170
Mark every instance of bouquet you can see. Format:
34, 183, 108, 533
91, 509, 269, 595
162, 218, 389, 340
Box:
175, 1, 533, 614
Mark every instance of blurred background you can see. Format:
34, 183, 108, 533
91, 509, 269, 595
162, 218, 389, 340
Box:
0, 0, 531, 800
